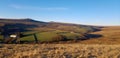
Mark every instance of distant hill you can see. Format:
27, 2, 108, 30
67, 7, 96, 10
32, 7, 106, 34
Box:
0, 18, 101, 33
0, 18, 47, 30
0, 18, 102, 43
1, 18, 120, 44
0, 18, 46, 25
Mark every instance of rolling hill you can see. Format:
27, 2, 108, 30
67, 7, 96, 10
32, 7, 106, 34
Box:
0, 18, 101, 43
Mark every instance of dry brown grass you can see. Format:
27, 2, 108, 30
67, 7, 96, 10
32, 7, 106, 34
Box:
0, 44, 120, 58
79, 26, 120, 44
0, 26, 120, 58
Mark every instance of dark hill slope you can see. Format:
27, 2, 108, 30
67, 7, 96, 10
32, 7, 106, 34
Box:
0, 18, 46, 25
0, 18, 47, 30
0, 18, 101, 33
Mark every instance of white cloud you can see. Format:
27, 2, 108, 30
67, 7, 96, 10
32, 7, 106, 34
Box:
9, 4, 69, 10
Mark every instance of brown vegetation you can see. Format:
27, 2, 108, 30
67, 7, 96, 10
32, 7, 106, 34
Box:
79, 26, 120, 44
0, 44, 120, 58
51, 35, 67, 42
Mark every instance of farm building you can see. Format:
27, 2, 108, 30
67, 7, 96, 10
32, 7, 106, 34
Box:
1, 27, 21, 43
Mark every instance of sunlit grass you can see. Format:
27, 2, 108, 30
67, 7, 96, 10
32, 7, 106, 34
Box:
0, 44, 120, 58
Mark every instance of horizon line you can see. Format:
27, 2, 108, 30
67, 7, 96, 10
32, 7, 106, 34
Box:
0, 17, 120, 26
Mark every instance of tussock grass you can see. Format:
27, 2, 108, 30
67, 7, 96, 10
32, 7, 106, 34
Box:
80, 26, 120, 44
0, 44, 120, 58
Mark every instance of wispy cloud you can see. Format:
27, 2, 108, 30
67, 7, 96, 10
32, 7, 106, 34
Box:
9, 4, 69, 10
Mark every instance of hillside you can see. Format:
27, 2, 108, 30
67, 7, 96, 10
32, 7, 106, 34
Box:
1, 18, 120, 44
0, 18, 100, 32
0, 18, 101, 43
79, 26, 120, 44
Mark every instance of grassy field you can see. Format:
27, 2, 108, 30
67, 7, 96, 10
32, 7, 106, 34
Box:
1, 26, 120, 44
20, 30, 84, 43
79, 26, 120, 44
0, 44, 120, 58
20, 26, 120, 44
0, 28, 89, 43
0, 35, 3, 43
0, 21, 120, 58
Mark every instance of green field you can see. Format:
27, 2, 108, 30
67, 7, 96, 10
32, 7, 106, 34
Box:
20, 30, 85, 43
0, 35, 3, 43
0, 26, 93, 43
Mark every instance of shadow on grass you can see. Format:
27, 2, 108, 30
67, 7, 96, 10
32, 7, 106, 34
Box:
20, 40, 37, 44
85, 34, 102, 39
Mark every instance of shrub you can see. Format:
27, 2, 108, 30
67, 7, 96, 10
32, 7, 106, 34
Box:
51, 35, 67, 42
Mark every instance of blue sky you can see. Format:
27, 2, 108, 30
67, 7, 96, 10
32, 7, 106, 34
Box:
0, 0, 120, 26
